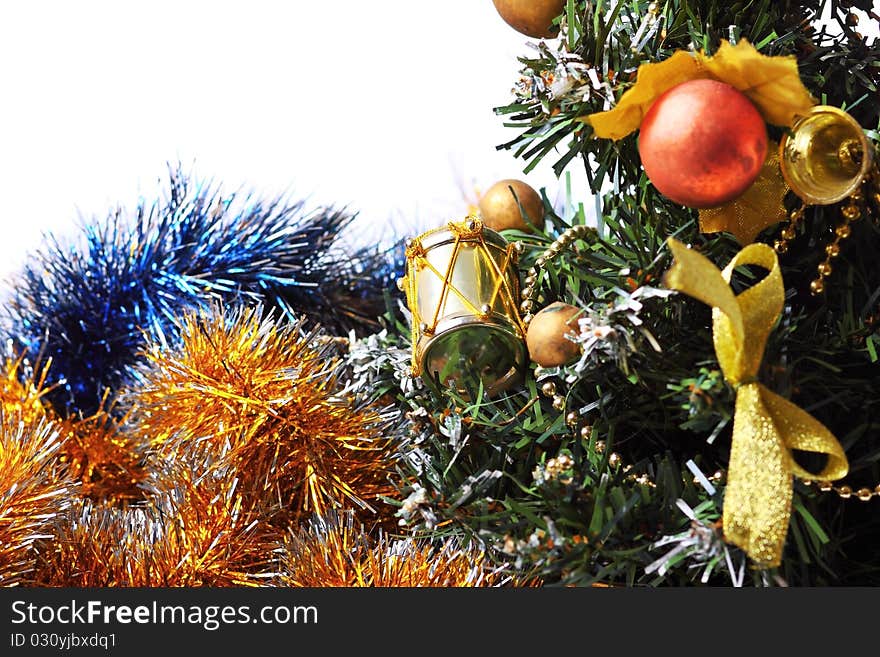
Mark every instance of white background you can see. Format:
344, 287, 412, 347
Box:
0, 0, 589, 286
1, 2, 876, 288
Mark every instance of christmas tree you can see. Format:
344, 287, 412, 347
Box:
2, 1, 879, 589
376, 0, 880, 587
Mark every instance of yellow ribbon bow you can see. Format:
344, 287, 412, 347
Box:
663, 238, 848, 567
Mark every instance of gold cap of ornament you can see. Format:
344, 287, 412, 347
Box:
780, 105, 873, 205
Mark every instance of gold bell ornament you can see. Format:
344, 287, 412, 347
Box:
775, 105, 879, 294
780, 105, 872, 205
399, 217, 527, 396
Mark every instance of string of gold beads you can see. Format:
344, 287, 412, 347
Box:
519, 224, 598, 327
773, 204, 806, 255
773, 161, 879, 295
810, 188, 863, 295
540, 379, 566, 413
803, 479, 880, 501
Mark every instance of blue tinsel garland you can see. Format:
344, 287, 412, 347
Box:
6, 167, 403, 418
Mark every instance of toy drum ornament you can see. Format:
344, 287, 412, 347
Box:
400, 217, 527, 396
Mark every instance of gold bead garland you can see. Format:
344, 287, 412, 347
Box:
803, 479, 880, 502
536, 371, 661, 489
812, 188, 864, 295
519, 224, 598, 325
774, 162, 879, 296
771, 205, 806, 255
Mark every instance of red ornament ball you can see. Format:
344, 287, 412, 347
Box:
638, 79, 768, 208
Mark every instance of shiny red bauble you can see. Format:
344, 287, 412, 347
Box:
638, 79, 768, 208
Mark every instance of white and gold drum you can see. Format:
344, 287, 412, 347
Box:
400, 217, 526, 396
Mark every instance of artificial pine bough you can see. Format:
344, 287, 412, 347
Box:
371, 0, 880, 586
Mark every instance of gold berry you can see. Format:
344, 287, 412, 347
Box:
526, 302, 582, 367
478, 178, 544, 233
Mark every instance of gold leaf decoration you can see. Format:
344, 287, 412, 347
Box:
698, 141, 790, 244
583, 40, 815, 139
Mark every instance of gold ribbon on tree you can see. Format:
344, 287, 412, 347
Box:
663, 238, 848, 567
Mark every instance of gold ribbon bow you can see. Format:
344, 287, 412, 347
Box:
664, 238, 848, 567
